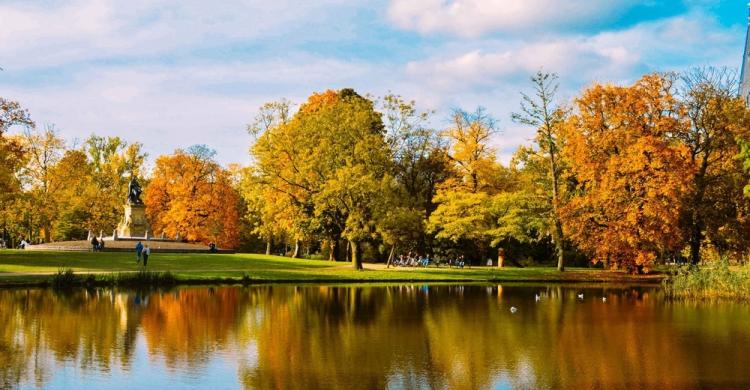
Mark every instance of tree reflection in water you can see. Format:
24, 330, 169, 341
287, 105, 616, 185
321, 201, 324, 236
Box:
1, 285, 750, 389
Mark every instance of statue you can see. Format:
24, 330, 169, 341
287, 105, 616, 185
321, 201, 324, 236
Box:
128, 177, 143, 205
118, 176, 150, 238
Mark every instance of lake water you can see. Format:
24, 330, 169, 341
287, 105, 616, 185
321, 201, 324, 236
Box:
1, 284, 749, 389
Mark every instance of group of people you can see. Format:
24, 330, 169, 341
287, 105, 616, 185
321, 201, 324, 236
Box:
393, 252, 467, 268
90, 236, 106, 252
134, 241, 151, 266
4, 237, 30, 249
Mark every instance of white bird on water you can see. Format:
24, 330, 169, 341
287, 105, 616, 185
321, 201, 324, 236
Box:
510, 306, 518, 314
602, 297, 607, 302
577, 293, 584, 300
535, 294, 541, 302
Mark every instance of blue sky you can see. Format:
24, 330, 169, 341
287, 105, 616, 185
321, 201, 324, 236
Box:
0, 0, 747, 165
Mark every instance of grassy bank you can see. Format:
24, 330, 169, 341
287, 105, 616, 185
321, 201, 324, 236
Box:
0, 250, 665, 287
664, 261, 750, 300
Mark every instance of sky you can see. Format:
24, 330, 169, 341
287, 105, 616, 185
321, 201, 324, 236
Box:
0, 0, 747, 166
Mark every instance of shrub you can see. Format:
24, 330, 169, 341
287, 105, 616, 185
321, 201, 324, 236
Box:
664, 258, 750, 300
114, 270, 177, 286
51, 268, 80, 289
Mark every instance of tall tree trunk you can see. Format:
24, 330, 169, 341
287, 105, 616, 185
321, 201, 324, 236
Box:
265, 238, 272, 255
553, 218, 565, 272
550, 152, 566, 272
329, 239, 340, 261
386, 245, 396, 268
690, 160, 709, 266
689, 213, 703, 266
351, 240, 363, 270
292, 239, 301, 258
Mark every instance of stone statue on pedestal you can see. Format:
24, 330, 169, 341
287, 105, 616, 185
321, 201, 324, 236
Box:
118, 176, 150, 238
128, 177, 143, 205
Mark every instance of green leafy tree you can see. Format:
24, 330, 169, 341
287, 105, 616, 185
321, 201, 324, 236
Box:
512, 71, 569, 271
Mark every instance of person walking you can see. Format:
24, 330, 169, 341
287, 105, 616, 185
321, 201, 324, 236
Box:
142, 245, 151, 267
91, 236, 99, 252
135, 241, 144, 264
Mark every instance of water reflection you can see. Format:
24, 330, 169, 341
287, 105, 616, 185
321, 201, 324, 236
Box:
1, 284, 749, 389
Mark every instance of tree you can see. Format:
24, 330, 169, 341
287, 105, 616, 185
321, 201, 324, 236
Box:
485, 147, 558, 250
676, 68, 750, 264
82, 135, 147, 235
48, 150, 94, 241
0, 98, 33, 134
512, 71, 569, 271
428, 108, 508, 262
440, 108, 503, 194
145, 146, 240, 248
19, 125, 66, 242
561, 74, 694, 273
251, 89, 392, 269
380, 94, 451, 254
240, 168, 294, 255
0, 98, 33, 245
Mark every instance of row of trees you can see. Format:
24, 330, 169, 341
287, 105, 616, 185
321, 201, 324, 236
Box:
245, 69, 750, 272
0, 107, 242, 248
3, 68, 750, 271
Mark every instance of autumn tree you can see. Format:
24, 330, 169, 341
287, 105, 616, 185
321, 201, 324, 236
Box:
48, 150, 95, 240
240, 168, 295, 255
484, 147, 557, 252
18, 125, 66, 242
0, 98, 33, 245
512, 71, 569, 271
251, 89, 393, 269
380, 94, 451, 255
145, 145, 240, 248
428, 108, 509, 262
245, 99, 303, 256
561, 74, 693, 273
676, 68, 750, 264
82, 135, 147, 235
0, 98, 33, 133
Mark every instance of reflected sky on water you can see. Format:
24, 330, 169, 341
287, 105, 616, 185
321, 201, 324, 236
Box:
1, 284, 749, 389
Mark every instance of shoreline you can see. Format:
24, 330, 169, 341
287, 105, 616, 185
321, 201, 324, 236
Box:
0, 271, 666, 289
0, 250, 667, 289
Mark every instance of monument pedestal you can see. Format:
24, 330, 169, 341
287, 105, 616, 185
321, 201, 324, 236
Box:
117, 203, 150, 238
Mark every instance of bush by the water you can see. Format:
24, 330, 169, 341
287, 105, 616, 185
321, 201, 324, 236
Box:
51, 268, 79, 289
665, 259, 750, 300
50, 269, 177, 287
104, 270, 177, 286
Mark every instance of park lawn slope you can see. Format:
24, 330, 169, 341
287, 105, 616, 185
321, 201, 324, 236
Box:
0, 250, 664, 286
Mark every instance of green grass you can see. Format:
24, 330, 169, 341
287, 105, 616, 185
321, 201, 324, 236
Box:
0, 250, 664, 286
665, 260, 750, 300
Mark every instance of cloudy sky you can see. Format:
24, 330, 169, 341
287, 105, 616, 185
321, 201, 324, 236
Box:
0, 0, 746, 165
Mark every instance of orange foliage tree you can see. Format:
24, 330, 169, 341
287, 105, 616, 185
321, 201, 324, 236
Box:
145, 145, 240, 248
561, 74, 693, 273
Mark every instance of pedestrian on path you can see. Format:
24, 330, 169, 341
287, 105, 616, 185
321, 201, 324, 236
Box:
135, 241, 144, 264
142, 245, 151, 267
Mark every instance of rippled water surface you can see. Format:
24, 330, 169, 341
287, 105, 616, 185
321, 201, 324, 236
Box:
1, 284, 749, 389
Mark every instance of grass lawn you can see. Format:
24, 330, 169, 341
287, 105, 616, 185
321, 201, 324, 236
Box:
0, 250, 665, 286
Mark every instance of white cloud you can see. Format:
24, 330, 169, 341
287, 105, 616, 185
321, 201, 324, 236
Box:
2, 54, 379, 166
0, 0, 359, 69
387, 0, 643, 37
404, 12, 740, 94
400, 12, 742, 162
0, 1, 743, 169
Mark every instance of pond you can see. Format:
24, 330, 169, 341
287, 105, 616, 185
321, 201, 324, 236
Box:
1, 284, 749, 389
